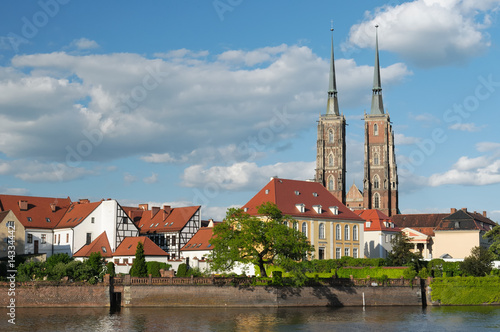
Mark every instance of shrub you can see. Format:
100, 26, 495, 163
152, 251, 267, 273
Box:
106, 262, 115, 277
272, 271, 283, 286
147, 261, 161, 277
177, 263, 189, 277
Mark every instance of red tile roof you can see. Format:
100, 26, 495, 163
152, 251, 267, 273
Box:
354, 209, 400, 232
242, 178, 363, 221
390, 213, 448, 237
436, 209, 497, 231
113, 237, 168, 257
73, 231, 113, 258
0, 194, 72, 229
137, 206, 200, 234
55, 201, 101, 229
181, 227, 214, 251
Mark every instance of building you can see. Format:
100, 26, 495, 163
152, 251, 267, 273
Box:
0, 210, 24, 258
354, 209, 400, 258
112, 236, 169, 274
362, 26, 398, 216
73, 231, 113, 262
242, 177, 365, 260
136, 204, 201, 259
315, 27, 346, 203
346, 183, 364, 210
0, 194, 72, 257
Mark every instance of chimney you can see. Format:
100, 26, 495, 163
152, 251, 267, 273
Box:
50, 203, 57, 212
461, 207, 467, 212
139, 204, 149, 211
163, 205, 172, 214
79, 199, 90, 204
151, 206, 160, 218
483, 211, 487, 217
18, 200, 28, 211
450, 208, 457, 213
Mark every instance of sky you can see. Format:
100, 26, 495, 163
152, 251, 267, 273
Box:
0, 0, 499, 222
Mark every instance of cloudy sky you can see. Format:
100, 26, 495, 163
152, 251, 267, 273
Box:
0, 0, 499, 222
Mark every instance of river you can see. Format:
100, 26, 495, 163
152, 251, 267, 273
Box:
1, 306, 500, 331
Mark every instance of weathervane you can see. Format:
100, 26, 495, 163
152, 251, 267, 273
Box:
330, 19, 334, 32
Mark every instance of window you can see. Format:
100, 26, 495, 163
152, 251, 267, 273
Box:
91, 217, 95, 224
328, 129, 334, 143
114, 259, 119, 264
336, 248, 341, 259
319, 223, 325, 239
27, 233, 33, 243
374, 154, 379, 165
27, 217, 32, 222
319, 247, 325, 260
336, 224, 341, 240
46, 218, 51, 222
366, 221, 371, 228
6, 220, 14, 228
41, 234, 46, 244
86, 233, 92, 245
172, 236, 176, 246
386, 234, 390, 243
122, 217, 128, 224
66, 233, 69, 243
374, 193, 380, 209
344, 225, 350, 241
353, 248, 358, 258
373, 175, 380, 189
353, 225, 358, 241
344, 248, 350, 257
328, 154, 334, 166
284, 221, 289, 228
101, 246, 107, 253
374, 124, 378, 136
293, 222, 298, 231
302, 222, 307, 236
328, 176, 334, 191
123, 258, 128, 265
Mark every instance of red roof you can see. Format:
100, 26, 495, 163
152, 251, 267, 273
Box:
137, 206, 200, 234
55, 201, 101, 229
391, 213, 448, 237
113, 237, 168, 257
242, 178, 363, 221
181, 227, 214, 251
73, 231, 112, 258
0, 194, 72, 229
354, 209, 401, 232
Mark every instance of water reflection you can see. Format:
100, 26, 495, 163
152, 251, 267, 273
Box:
1, 306, 499, 331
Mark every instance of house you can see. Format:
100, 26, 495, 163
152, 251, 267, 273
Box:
112, 236, 169, 274
0, 194, 72, 258
433, 208, 497, 259
0, 210, 25, 258
354, 209, 400, 259
73, 231, 113, 262
135, 204, 201, 259
55, 199, 139, 256
242, 177, 365, 260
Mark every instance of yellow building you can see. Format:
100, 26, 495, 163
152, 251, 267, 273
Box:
242, 178, 365, 260
0, 210, 25, 258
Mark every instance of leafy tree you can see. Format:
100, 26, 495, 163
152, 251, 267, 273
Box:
484, 225, 500, 260
130, 241, 148, 277
176, 263, 189, 277
209, 202, 314, 277
106, 261, 116, 277
460, 246, 493, 277
387, 233, 421, 267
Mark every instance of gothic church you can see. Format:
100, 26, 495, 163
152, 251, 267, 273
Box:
315, 26, 399, 216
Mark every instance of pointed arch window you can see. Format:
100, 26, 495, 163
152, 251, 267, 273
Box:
336, 224, 341, 240
373, 175, 380, 189
302, 222, 307, 236
328, 154, 334, 167
319, 223, 325, 239
344, 225, 350, 241
374, 124, 379, 136
374, 193, 380, 209
328, 129, 334, 143
328, 176, 334, 191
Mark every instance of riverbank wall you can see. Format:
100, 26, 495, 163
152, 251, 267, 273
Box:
1, 276, 426, 308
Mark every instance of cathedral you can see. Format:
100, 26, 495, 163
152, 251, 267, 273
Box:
315, 26, 399, 216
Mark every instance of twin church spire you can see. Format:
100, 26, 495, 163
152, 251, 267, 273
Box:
316, 24, 398, 216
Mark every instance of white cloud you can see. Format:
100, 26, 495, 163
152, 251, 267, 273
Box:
124, 173, 137, 184
0, 159, 96, 182
181, 161, 315, 191
395, 133, 421, 145
71, 38, 99, 50
344, 0, 500, 67
449, 122, 484, 132
0, 186, 30, 195
143, 172, 159, 184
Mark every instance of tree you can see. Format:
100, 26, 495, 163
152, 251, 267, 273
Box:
130, 241, 148, 277
484, 225, 500, 260
387, 233, 421, 267
460, 246, 493, 277
209, 202, 314, 277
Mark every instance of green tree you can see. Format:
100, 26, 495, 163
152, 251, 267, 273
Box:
209, 202, 314, 277
387, 233, 421, 267
484, 225, 500, 260
460, 246, 493, 277
130, 241, 148, 277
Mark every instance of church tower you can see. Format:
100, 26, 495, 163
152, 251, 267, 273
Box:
315, 27, 346, 203
362, 26, 398, 216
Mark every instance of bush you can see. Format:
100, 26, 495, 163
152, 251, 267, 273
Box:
403, 268, 417, 280
147, 261, 161, 277
177, 263, 189, 277
106, 262, 115, 277
272, 271, 283, 286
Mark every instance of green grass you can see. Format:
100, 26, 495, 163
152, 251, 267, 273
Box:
431, 276, 500, 305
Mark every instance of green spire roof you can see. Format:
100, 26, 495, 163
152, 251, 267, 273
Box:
326, 27, 340, 116
370, 25, 384, 115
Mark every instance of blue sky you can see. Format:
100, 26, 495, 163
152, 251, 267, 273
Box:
0, 0, 499, 222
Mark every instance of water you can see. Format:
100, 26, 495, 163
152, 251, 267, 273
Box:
1, 306, 500, 331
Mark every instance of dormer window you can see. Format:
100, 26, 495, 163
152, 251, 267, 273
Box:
294, 191, 300, 196
366, 221, 371, 228
265, 189, 269, 194
312, 192, 318, 197
46, 218, 51, 222
295, 203, 305, 213
101, 247, 107, 253
312, 205, 322, 213
455, 222, 460, 228
329, 206, 339, 215
27, 217, 32, 222
243, 207, 248, 212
